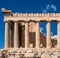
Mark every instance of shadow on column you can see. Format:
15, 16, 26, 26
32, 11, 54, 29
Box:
18, 23, 25, 48
9, 21, 14, 48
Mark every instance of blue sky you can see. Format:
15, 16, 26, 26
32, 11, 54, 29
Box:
0, 0, 59, 48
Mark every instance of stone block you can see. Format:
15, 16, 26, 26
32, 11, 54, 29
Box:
53, 51, 59, 56
26, 50, 33, 53
29, 44, 33, 48
41, 54, 51, 58
24, 53, 34, 57
21, 51, 25, 54
51, 55, 58, 58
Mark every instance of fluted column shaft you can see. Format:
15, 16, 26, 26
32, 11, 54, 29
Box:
5, 22, 9, 49
14, 22, 19, 48
25, 22, 29, 48
46, 21, 51, 48
57, 22, 60, 48
36, 22, 40, 48
9, 28, 13, 48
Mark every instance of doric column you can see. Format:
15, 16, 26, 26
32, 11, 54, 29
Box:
14, 22, 19, 48
25, 22, 29, 48
9, 29, 12, 48
5, 22, 9, 49
36, 22, 40, 48
57, 22, 60, 48
46, 21, 51, 48
9, 28, 13, 48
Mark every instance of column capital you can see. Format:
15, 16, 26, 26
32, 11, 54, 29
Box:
46, 19, 51, 22
5, 21, 10, 23
57, 20, 60, 22
35, 19, 40, 22
46, 21, 51, 23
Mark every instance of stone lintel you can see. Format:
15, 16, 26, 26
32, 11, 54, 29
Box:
4, 16, 60, 22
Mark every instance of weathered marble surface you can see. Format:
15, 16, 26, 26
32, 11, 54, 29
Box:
0, 48, 60, 58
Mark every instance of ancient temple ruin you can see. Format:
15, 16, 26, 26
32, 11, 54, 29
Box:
1, 8, 60, 58
2, 8, 59, 49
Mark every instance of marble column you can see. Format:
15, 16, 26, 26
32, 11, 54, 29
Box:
14, 22, 19, 48
46, 21, 51, 48
9, 28, 13, 48
57, 22, 60, 48
25, 22, 29, 48
36, 22, 40, 48
9, 29, 12, 48
5, 22, 9, 49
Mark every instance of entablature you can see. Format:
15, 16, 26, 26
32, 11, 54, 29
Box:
2, 8, 60, 22
4, 16, 60, 22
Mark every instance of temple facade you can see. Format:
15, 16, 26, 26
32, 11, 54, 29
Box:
1, 8, 60, 58
1, 8, 60, 49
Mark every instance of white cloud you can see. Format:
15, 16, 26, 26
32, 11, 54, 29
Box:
43, 9, 47, 13
42, 4, 57, 13
40, 27, 46, 36
51, 4, 56, 11
40, 27, 44, 33
46, 4, 50, 10
51, 32, 53, 35
51, 35, 57, 39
